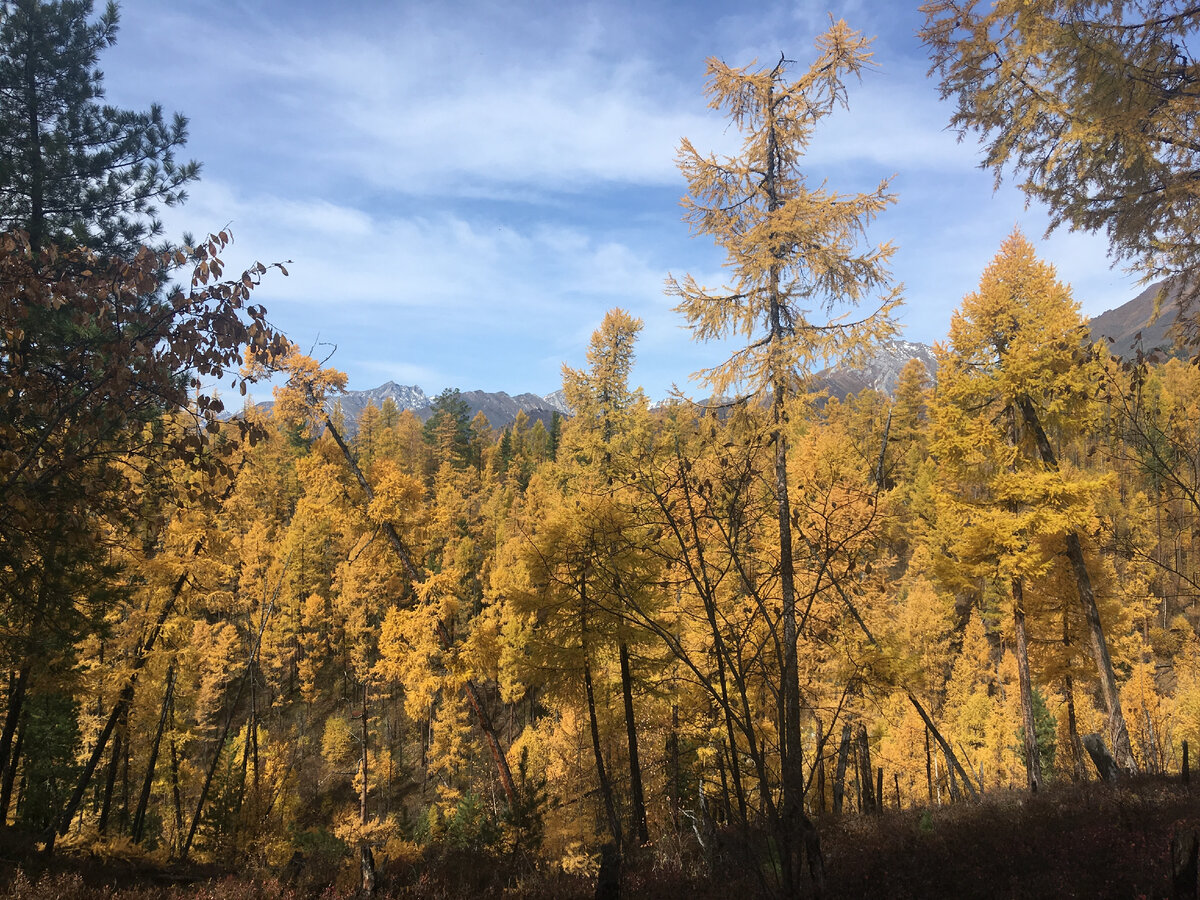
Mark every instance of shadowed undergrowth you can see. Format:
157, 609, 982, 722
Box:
0, 777, 1193, 898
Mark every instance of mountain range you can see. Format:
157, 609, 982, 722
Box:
263, 282, 1183, 435
322, 383, 570, 434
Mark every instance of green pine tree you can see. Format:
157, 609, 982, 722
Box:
0, 0, 200, 257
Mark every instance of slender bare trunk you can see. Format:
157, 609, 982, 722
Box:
856, 723, 875, 812
360, 681, 375, 895
0, 716, 23, 826
169, 706, 183, 853
0, 667, 29, 825
1012, 578, 1043, 791
584, 650, 622, 849
133, 666, 174, 842
618, 643, 648, 846
98, 728, 122, 835
925, 727, 933, 805
907, 693, 975, 799
833, 724, 851, 814
0, 667, 29, 797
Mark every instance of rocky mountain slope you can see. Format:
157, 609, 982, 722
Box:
1088, 279, 1185, 359
812, 339, 939, 401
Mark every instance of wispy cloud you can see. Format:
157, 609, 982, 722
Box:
107, 0, 1143, 400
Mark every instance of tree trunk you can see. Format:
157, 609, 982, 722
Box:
98, 728, 122, 835
1017, 396, 1138, 773
667, 706, 680, 831
0, 666, 29, 802
584, 651, 622, 849
169, 728, 183, 853
1012, 578, 1043, 792
0, 714, 23, 826
1171, 829, 1198, 900
764, 95, 820, 880
833, 723, 852, 814
1082, 733, 1122, 781
133, 665, 173, 843
906, 692, 976, 799
925, 727, 933, 805
1063, 614, 1087, 781
816, 745, 827, 815
618, 643, 648, 847
359, 681, 375, 896
773, 398, 810, 893
855, 723, 875, 812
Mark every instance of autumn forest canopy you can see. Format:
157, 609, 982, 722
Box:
3, 1, 1200, 897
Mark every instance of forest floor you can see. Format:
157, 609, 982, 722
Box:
0, 776, 1194, 898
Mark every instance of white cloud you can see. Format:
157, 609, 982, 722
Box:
103, 0, 1150, 402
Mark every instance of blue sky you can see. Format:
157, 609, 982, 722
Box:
102, 0, 1142, 402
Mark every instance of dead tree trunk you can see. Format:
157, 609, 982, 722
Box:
907, 692, 976, 799
1171, 829, 1198, 900
1082, 733, 1122, 781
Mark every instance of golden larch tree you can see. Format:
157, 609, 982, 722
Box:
667, 20, 900, 892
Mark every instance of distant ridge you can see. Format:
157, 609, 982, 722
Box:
1089, 280, 1185, 359
812, 339, 939, 401
259, 383, 569, 436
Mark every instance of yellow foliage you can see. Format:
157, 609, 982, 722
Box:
322, 715, 354, 767
1120, 661, 1173, 772
367, 460, 425, 527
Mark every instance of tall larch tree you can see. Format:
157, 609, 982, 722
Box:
667, 21, 900, 892
560, 308, 653, 850
932, 229, 1137, 774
